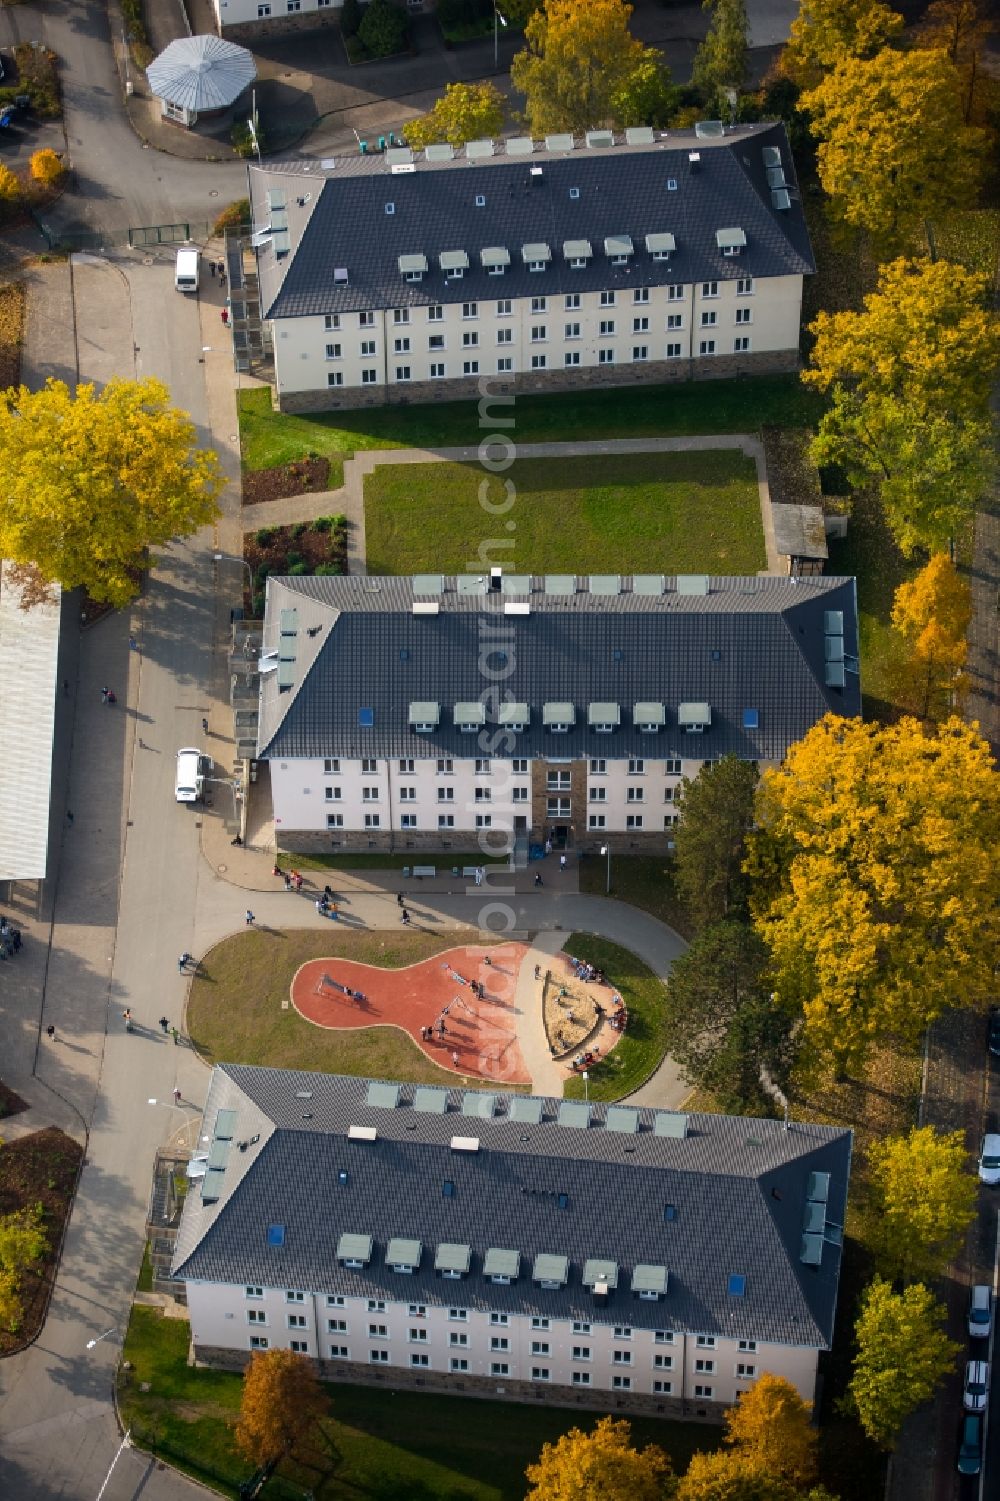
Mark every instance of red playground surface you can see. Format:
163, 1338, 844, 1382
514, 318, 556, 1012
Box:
291, 944, 530, 1085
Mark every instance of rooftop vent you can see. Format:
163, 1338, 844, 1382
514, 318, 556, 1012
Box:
412, 601, 440, 617
334, 267, 349, 285
688, 151, 701, 173
347, 1125, 377, 1142
504, 602, 531, 616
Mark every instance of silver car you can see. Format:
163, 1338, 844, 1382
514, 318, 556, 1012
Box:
963, 1360, 990, 1412
969, 1284, 992, 1340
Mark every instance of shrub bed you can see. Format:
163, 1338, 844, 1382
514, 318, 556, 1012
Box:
245, 514, 348, 615
0, 1128, 83, 1352
241, 454, 331, 507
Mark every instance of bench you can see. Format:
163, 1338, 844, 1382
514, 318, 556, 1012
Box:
409, 864, 436, 879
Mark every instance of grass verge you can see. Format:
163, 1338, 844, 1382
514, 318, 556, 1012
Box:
578, 854, 694, 940
238, 376, 824, 474
188, 928, 491, 1086
561, 935, 671, 1102
121, 1306, 718, 1500
825, 487, 916, 723
365, 450, 765, 576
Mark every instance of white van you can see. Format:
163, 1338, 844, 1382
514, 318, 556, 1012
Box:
174, 248, 200, 294
175, 748, 205, 803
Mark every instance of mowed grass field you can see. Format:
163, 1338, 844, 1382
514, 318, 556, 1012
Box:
364, 450, 765, 576
187, 927, 474, 1087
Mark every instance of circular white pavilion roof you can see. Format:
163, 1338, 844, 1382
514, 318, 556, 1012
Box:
146, 34, 256, 113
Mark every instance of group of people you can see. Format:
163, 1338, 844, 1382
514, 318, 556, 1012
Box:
100, 686, 117, 705
316, 893, 340, 920
0, 914, 22, 960
565, 955, 606, 985
571, 1047, 600, 1072
609, 996, 629, 1033
273, 866, 305, 891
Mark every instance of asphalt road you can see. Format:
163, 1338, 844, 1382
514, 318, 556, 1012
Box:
0, 0, 244, 239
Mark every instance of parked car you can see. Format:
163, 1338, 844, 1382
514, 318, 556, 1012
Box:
969, 1284, 993, 1339
978, 1132, 1000, 1185
988, 1008, 1000, 1057
0, 53, 5, 81
958, 1412, 983, 1475
963, 1359, 990, 1411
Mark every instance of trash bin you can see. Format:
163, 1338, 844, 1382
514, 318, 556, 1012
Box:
359, 139, 368, 155
377, 135, 386, 152
402, 866, 411, 878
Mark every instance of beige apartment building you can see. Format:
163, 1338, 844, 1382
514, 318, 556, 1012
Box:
253, 571, 860, 856
247, 120, 814, 411
173, 1066, 852, 1418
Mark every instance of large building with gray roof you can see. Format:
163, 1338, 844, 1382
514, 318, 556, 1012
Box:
252, 570, 859, 855
248, 120, 814, 411
174, 1064, 851, 1415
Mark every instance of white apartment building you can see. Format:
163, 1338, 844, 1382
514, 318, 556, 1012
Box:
254, 571, 860, 856
248, 121, 814, 412
173, 1065, 851, 1417
213, 0, 428, 39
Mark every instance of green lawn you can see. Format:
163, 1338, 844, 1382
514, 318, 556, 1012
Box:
579, 854, 694, 940
187, 928, 491, 1087
365, 450, 765, 576
561, 934, 671, 1103
825, 488, 916, 723
238, 376, 824, 480
121, 1307, 718, 1500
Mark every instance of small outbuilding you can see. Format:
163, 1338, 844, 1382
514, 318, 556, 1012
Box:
146, 35, 256, 130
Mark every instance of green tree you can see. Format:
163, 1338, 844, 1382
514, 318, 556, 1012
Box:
847, 1278, 958, 1448
357, 0, 408, 57
610, 55, 678, 127
0, 1206, 48, 1332
525, 1415, 673, 1500
661, 921, 793, 1112
235, 1348, 326, 1466
801, 49, 988, 251
691, 0, 749, 116
403, 82, 505, 148
675, 754, 759, 927
0, 377, 222, 607
783, 0, 902, 87
868, 1127, 977, 1282
890, 553, 971, 721
748, 714, 1000, 1073
511, 0, 666, 136
803, 258, 1000, 556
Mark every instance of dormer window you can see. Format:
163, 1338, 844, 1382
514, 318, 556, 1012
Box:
716, 227, 747, 256
440, 249, 470, 281
454, 701, 486, 734
678, 701, 711, 734
604, 235, 634, 268
634, 701, 665, 734
563, 240, 592, 271
398, 253, 428, 284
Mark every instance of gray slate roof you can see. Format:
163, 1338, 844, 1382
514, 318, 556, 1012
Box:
256, 573, 860, 762
251, 122, 814, 320
173, 1066, 851, 1348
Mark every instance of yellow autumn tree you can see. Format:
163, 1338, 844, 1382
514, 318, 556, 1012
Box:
803, 259, 999, 555
890, 554, 971, 721
848, 1279, 958, 1448
783, 0, 902, 87
403, 82, 505, 149
511, 0, 665, 135
722, 1373, 817, 1485
0, 163, 23, 206
801, 49, 988, 250
525, 1415, 673, 1501
868, 1127, 977, 1282
748, 714, 1000, 1072
0, 377, 222, 607
916, 0, 991, 122
29, 149, 66, 188
676, 1451, 838, 1500
235, 1348, 326, 1467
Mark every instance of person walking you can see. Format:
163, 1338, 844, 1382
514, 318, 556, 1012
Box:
101, 686, 109, 704
451, 1051, 460, 1068
401, 908, 410, 926
245, 909, 255, 926
171, 1026, 179, 1046
474, 867, 483, 887
178, 953, 190, 973
172, 1087, 182, 1105
66, 810, 74, 825
46, 1024, 55, 1040
201, 717, 209, 735
559, 853, 567, 872
396, 892, 404, 906
159, 1016, 170, 1034
209, 259, 216, 278
534, 871, 543, 887
123, 1008, 133, 1031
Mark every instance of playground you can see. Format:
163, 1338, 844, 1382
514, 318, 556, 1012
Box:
291, 943, 531, 1085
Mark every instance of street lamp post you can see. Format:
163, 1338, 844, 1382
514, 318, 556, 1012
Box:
213, 550, 254, 606
582, 1069, 589, 1103
85, 1326, 118, 1350
600, 844, 610, 894
493, 4, 508, 71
